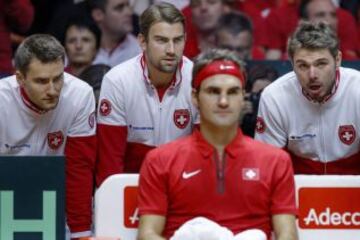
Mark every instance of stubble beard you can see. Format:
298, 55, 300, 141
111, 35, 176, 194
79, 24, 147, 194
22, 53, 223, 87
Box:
158, 58, 179, 73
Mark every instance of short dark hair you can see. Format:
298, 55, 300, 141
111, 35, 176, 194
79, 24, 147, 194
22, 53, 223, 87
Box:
139, 2, 185, 40
63, 17, 101, 49
216, 11, 253, 36
192, 48, 245, 89
14, 34, 65, 75
245, 64, 278, 92
89, 0, 108, 11
287, 21, 339, 60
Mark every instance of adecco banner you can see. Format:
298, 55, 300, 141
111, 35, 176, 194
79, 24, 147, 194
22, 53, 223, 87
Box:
299, 188, 360, 229
295, 175, 360, 240
0, 156, 65, 240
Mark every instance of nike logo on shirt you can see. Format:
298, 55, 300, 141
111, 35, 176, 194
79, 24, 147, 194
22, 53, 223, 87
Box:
182, 169, 201, 179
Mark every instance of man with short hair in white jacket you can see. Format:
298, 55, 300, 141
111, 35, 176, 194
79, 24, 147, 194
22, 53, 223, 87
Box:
96, 2, 198, 185
255, 21, 360, 175
0, 34, 97, 239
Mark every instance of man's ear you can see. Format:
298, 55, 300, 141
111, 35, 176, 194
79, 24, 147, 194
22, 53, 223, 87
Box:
15, 70, 25, 87
137, 33, 147, 51
335, 50, 342, 69
191, 88, 199, 109
91, 8, 104, 23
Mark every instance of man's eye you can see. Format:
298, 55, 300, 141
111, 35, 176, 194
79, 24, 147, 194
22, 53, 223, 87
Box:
298, 64, 308, 70
206, 88, 219, 94
174, 37, 184, 44
54, 75, 63, 83
36, 79, 48, 84
157, 38, 167, 43
228, 89, 240, 95
316, 62, 327, 67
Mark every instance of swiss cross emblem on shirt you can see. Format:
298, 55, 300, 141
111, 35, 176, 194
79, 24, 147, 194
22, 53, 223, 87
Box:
47, 131, 64, 150
255, 117, 266, 133
173, 109, 190, 129
338, 125, 356, 145
99, 99, 112, 116
242, 168, 260, 181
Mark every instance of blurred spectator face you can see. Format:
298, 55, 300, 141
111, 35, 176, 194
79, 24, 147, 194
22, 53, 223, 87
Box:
251, 78, 272, 93
139, 21, 185, 74
216, 29, 253, 60
65, 25, 98, 66
101, 0, 133, 36
306, 0, 337, 30
191, 0, 226, 32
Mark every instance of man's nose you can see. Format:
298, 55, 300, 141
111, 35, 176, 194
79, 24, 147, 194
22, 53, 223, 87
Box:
309, 66, 317, 79
218, 93, 229, 107
166, 41, 175, 55
75, 40, 82, 49
48, 82, 59, 96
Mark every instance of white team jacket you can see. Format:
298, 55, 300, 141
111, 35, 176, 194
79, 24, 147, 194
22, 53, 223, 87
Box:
255, 67, 360, 165
0, 73, 96, 237
97, 53, 198, 147
0, 73, 96, 154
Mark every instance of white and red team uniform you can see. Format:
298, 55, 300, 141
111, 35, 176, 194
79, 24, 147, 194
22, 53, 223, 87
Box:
97, 53, 198, 185
138, 129, 297, 239
255, 67, 360, 174
0, 73, 96, 239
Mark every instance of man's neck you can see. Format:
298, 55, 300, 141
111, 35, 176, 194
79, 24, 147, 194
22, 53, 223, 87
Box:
200, 123, 238, 155
100, 33, 127, 51
147, 63, 176, 88
69, 63, 89, 77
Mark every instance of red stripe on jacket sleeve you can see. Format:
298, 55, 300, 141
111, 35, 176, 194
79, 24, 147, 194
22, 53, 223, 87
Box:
65, 135, 97, 234
289, 151, 360, 175
96, 124, 127, 187
123, 142, 155, 172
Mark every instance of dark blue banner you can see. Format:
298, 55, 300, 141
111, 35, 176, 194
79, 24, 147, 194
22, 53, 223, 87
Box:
0, 156, 65, 240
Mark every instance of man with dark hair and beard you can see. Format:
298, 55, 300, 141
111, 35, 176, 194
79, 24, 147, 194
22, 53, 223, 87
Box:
256, 21, 360, 174
96, 2, 198, 186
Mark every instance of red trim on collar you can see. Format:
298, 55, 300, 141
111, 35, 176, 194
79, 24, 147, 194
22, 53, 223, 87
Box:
20, 87, 47, 114
302, 69, 340, 103
140, 53, 183, 89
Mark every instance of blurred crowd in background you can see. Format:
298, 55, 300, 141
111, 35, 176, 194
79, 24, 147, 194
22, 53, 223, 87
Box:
2, 0, 360, 136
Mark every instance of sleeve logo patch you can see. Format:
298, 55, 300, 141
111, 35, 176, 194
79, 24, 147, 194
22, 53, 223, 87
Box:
88, 111, 96, 128
255, 116, 266, 133
99, 99, 112, 116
